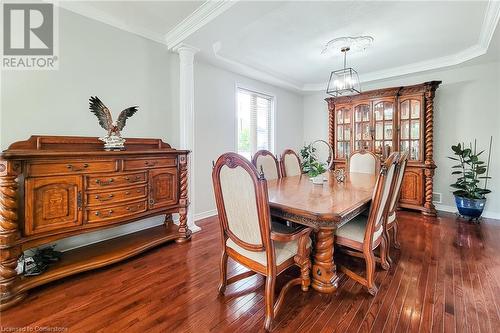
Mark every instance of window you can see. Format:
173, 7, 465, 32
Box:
237, 87, 274, 160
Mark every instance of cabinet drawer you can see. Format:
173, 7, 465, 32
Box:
29, 160, 117, 176
86, 172, 147, 190
86, 200, 147, 224
123, 157, 176, 171
86, 185, 147, 206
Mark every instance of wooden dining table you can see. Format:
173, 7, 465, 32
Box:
267, 171, 377, 293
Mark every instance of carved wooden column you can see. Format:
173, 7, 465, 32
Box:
176, 43, 201, 233
422, 82, 440, 216
0, 160, 24, 310
176, 154, 192, 243
327, 100, 335, 170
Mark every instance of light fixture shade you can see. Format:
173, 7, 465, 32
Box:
326, 67, 361, 97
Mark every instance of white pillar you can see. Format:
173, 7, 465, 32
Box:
175, 44, 200, 232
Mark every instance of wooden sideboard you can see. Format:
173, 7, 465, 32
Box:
326, 81, 441, 216
0, 136, 191, 310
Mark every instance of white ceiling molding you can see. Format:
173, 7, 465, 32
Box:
212, 42, 303, 92
165, 0, 238, 49
53, 1, 166, 45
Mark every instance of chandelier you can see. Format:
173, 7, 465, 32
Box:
324, 36, 373, 97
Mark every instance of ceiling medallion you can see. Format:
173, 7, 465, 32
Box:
324, 36, 373, 97
321, 36, 374, 55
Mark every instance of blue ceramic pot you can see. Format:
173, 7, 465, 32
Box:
454, 195, 486, 219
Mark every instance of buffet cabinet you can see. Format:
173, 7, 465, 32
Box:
0, 136, 191, 310
326, 81, 441, 215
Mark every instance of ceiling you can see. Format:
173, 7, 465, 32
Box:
61, 1, 500, 92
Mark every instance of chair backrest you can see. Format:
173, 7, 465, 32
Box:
212, 153, 274, 260
388, 152, 409, 215
252, 150, 280, 180
348, 150, 379, 175
280, 149, 302, 177
363, 152, 399, 247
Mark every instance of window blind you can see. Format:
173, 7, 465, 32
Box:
237, 88, 274, 159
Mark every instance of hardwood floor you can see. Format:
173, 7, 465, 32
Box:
1, 211, 499, 332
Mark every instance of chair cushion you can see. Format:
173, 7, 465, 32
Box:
335, 215, 367, 243
226, 221, 311, 266
335, 215, 384, 246
388, 211, 396, 224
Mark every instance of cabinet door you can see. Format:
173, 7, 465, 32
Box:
25, 175, 83, 235
373, 100, 395, 156
399, 168, 423, 206
335, 106, 352, 159
149, 168, 178, 210
399, 98, 423, 161
353, 103, 372, 151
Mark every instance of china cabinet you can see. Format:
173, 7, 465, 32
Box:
326, 81, 441, 215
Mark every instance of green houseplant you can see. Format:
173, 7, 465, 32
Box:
448, 138, 492, 219
301, 143, 327, 184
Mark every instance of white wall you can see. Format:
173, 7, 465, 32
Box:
1, 9, 179, 250
194, 60, 304, 216
1, 9, 177, 148
303, 59, 500, 218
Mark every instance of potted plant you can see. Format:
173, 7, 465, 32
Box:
448, 138, 492, 220
308, 160, 327, 185
300, 143, 316, 174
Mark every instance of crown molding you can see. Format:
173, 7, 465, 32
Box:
211, 42, 303, 92
165, 0, 238, 49
54, 1, 166, 45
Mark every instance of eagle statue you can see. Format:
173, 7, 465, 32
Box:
89, 96, 138, 150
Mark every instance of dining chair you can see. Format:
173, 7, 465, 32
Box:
252, 150, 281, 180
348, 150, 380, 175
334, 152, 399, 295
385, 151, 409, 250
280, 149, 302, 177
212, 152, 312, 331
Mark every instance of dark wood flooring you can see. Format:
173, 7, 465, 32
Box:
1, 211, 499, 332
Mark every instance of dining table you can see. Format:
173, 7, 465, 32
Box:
267, 171, 377, 293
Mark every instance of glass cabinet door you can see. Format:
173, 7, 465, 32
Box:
335, 107, 351, 159
373, 101, 394, 156
400, 99, 421, 161
353, 104, 371, 151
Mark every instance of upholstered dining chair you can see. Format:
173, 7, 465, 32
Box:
252, 150, 281, 180
385, 151, 409, 250
280, 149, 302, 177
348, 150, 380, 175
212, 152, 312, 331
334, 152, 399, 295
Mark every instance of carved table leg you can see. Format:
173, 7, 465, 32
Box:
176, 155, 192, 243
311, 228, 339, 293
0, 161, 25, 310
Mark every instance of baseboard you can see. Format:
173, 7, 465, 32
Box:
435, 203, 500, 221
194, 209, 217, 221
56, 210, 217, 252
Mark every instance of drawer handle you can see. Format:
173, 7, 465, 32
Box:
95, 194, 114, 202
144, 161, 158, 166
126, 205, 141, 212
95, 210, 113, 217
96, 178, 114, 186
125, 175, 142, 183
67, 163, 89, 172
125, 189, 142, 195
